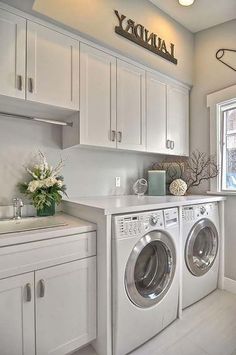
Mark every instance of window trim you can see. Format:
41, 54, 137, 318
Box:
207, 84, 236, 195
220, 105, 236, 192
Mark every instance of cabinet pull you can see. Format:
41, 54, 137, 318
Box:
39, 279, 45, 298
171, 141, 175, 150
166, 140, 171, 149
25, 283, 32, 302
111, 130, 116, 142
117, 131, 122, 143
17, 75, 23, 91
28, 77, 34, 93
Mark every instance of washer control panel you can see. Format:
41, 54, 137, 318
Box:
114, 211, 164, 238
113, 208, 178, 239
164, 208, 179, 227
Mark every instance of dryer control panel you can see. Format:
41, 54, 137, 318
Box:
182, 202, 218, 222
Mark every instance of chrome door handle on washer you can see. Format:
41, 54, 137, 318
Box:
170, 141, 175, 150
166, 140, 171, 149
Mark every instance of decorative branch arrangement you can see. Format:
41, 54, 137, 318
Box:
184, 151, 218, 190
152, 150, 219, 194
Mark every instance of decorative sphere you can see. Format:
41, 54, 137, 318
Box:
169, 179, 187, 196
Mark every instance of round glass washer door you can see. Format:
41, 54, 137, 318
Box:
125, 231, 176, 308
185, 219, 218, 277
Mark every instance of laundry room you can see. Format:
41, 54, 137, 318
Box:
0, 0, 235, 355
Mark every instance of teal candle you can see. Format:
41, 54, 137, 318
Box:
148, 170, 166, 196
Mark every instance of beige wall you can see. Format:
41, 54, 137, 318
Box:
33, 0, 194, 85
190, 19, 236, 280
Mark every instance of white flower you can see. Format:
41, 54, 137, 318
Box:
43, 177, 58, 188
28, 180, 41, 193
57, 180, 63, 188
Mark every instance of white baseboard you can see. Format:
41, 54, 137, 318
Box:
224, 277, 236, 294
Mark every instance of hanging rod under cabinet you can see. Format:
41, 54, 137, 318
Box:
0, 111, 73, 127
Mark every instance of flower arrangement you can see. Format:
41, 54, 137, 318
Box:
19, 151, 67, 216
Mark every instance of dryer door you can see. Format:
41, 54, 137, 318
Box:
185, 219, 218, 277
125, 231, 176, 308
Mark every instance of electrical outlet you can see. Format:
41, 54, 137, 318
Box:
115, 177, 121, 187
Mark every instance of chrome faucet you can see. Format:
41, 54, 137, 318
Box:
13, 198, 24, 220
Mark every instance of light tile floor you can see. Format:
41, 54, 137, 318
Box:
75, 290, 236, 355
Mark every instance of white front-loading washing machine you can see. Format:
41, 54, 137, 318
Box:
182, 202, 220, 309
112, 208, 179, 355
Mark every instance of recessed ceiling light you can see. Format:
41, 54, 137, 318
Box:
178, 0, 195, 6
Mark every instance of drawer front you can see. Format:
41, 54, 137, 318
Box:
0, 232, 96, 279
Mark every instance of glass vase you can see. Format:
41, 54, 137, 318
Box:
37, 201, 56, 217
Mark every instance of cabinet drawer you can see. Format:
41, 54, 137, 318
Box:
0, 232, 96, 279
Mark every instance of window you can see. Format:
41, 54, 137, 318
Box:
221, 105, 236, 191
207, 85, 236, 194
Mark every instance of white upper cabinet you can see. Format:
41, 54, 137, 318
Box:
146, 73, 189, 156
27, 21, 79, 109
35, 257, 96, 355
0, 273, 35, 355
0, 8, 26, 99
80, 43, 116, 148
167, 85, 189, 156
116, 59, 146, 151
146, 72, 168, 154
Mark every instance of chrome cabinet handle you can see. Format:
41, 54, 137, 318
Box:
17, 75, 23, 91
111, 130, 116, 142
171, 141, 175, 150
117, 131, 122, 143
28, 77, 34, 93
39, 279, 45, 298
25, 283, 32, 302
166, 140, 171, 149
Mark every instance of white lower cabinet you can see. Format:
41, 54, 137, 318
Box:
0, 272, 35, 355
0, 255, 96, 355
36, 257, 96, 355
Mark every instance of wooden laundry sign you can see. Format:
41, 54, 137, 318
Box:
114, 10, 177, 65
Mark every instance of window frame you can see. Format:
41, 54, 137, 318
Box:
207, 85, 236, 195
220, 104, 236, 193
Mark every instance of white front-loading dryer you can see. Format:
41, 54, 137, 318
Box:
182, 203, 220, 309
112, 208, 179, 355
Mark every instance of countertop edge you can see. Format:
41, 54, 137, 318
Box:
64, 195, 226, 216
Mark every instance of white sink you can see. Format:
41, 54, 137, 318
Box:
0, 216, 67, 235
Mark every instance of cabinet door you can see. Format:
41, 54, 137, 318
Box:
0, 8, 26, 99
146, 72, 168, 154
0, 273, 35, 355
27, 21, 79, 109
35, 257, 96, 355
80, 43, 116, 148
167, 85, 189, 156
117, 59, 146, 151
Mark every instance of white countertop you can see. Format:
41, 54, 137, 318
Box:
0, 213, 96, 247
64, 194, 226, 215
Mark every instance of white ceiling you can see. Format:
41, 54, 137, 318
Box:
149, 0, 236, 32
